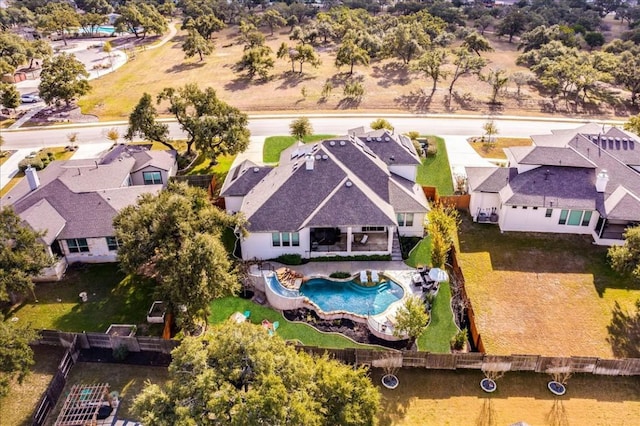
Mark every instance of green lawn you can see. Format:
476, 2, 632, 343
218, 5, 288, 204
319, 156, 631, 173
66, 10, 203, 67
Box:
209, 296, 382, 349
416, 136, 454, 195
405, 236, 432, 268
417, 282, 459, 352
8, 264, 158, 334
263, 134, 336, 163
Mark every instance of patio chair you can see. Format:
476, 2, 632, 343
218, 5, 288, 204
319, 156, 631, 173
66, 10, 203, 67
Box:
360, 234, 369, 244
371, 270, 379, 283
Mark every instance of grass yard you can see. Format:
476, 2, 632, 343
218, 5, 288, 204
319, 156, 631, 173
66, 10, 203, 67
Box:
209, 296, 382, 349
375, 368, 640, 425
418, 282, 459, 353
468, 137, 533, 159
457, 217, 640, 357
45, 362, 170, 424
0, 345, 65, 426
262, 134, 336, 163
8, 264, 159, 334
404, 236, 432, 269
416, 136, 454, 195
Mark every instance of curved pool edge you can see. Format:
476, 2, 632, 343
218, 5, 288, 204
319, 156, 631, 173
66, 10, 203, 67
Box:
264, 270, 414, 342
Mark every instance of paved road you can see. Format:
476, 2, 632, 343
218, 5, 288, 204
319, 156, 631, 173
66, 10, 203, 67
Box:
0, 114, 624, 151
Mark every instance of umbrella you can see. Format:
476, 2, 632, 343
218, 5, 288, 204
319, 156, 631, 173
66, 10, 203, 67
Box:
429, 268, 448, 282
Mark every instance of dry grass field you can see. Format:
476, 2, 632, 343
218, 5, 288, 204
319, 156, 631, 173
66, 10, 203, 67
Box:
468, 136, 532, 159
375, 368, 640, 426
457, 218, 640, 358
79, 25, 629, 122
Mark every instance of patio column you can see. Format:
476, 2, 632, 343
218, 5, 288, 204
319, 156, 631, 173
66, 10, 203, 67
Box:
347, 226, 353, 253
387, 226, 395, 253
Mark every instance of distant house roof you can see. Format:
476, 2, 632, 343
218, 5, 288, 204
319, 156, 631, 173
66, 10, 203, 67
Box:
354, 129, 422, 166
505, 146, 596, 168
466, 167, 517, 193
232, 132, 427, 233
2, 145, 173, 241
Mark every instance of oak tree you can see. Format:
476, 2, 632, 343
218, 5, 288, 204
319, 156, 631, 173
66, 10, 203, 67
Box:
126, 92, 174, 150
38, 53, 90, 106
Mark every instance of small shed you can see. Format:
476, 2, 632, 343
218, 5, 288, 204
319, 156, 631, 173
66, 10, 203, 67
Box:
54, 383, 117, 426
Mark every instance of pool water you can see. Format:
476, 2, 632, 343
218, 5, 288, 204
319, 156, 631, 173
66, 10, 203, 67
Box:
300, 278, 404, 315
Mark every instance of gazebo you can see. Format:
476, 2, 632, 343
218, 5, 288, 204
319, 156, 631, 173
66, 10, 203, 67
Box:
54, 383, 117, 426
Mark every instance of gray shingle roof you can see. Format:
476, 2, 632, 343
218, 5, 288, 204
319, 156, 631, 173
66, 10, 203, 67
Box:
505, 146, 596, 168
20, 199, 66, 245
389, 175, 429, 212
220, 160, 271, 197
605, 186, 640, 221
500, 165, 598, 210
466, 167, 517, 193
354, 129, 421, 166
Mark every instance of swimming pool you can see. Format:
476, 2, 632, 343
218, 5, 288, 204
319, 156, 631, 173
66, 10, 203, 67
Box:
300, 278, 404, 316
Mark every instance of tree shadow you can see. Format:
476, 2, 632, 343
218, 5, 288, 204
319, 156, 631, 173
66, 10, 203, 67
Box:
336, 97, 362, 109
165, 62, 206, 74
276, 72, 314, 90
394, 89, 433, 112
475, 397, 496, 426
452, 91, 481, 111
224, 76, 253, 92
371, 62, 411, 88
170, 34, 187, 49
606, 300, 640, 358
546, 399, 569, 426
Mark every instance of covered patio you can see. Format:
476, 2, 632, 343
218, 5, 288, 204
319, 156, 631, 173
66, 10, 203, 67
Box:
309, 227, 394, 255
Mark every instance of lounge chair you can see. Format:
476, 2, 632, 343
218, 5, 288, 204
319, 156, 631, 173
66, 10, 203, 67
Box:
371, 270, 379, 283
360, 234, 369, 244
360, 270, 368, 283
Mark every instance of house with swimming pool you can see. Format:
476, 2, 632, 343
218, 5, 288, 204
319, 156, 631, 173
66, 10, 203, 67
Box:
466, 123, 640, 246
220, 128, 430, 260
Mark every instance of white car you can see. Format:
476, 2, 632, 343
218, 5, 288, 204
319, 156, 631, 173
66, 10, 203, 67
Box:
21, 94, 41, 103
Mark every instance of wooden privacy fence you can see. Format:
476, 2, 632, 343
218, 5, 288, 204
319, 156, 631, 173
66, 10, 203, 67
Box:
297, 347, 640, 376
421, 186, 470, 210
32, 333, 80, 426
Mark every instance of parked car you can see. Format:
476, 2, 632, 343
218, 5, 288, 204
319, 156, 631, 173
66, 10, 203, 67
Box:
21, 94, 41, 103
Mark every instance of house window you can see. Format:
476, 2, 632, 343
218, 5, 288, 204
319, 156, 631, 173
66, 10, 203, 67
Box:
273, 232, 299, 247
106, 236, 121, 251
362, 226, 384, 232
559, 210, 568, 225
545, 209, 553, 218
272, 232, 280, 246
282, 233, 290, 246
292, 233, 300, 246
512, 205, 517, 209
143, 171, 162, 185
67, 238, 89, 253
396, 213, 414, 227
567, 210, 582, 226
523, 206, 528, 209
581, 211, 592, 226
533, 207, 538, 210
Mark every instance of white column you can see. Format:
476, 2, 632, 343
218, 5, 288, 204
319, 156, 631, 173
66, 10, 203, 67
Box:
347, 226, 352, 253
387, 226, 395, 253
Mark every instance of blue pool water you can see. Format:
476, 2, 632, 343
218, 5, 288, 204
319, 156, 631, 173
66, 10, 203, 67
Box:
301, 278, 404, 315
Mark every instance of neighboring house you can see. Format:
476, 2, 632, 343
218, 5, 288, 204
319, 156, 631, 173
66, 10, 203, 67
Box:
1, 145, 177, 279
221, 128, 429, 260
466, 123, 640, 246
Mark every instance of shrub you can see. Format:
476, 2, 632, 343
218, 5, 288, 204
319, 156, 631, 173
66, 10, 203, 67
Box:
275, 253, 303, 265
112, 344, 129, 361
426, 143, 438, 156
450, 328, 468, 351
18, 157, 44, 171
329, 271, 351, 279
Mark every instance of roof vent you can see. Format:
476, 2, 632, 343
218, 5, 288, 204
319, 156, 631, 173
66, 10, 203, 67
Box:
321, 154, 328, 160
339, 141, 346, 146
330, 141, 336, 146
376, 137, 382, 142
253, 167, 260, 173
315, 154, 321, 160
312, 144, 319, 151
384, 137, 390, 142
345, 181, 353, 187
366, 137, 371, 142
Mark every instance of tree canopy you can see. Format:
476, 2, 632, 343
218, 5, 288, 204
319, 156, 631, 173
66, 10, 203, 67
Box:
113, 183, 244, 331
0, 320, 38, 398
115, 3, 167, 39
289, 116, 313, 140
38, 53, 90, 107
126, 92, 173, 150
36, 2, 79, 46
0, 207, 53, 303
393, 296, 429, 349
608, 226, 640, 282
132, 322, 380, 425
157, 83, 250, 160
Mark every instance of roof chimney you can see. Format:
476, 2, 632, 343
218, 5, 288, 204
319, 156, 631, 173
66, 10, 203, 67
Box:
305, 153, 314, 171
596, 169, 609, 193
25, 166, 40, 191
